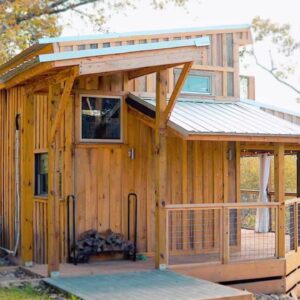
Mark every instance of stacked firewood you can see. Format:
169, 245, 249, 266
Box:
74, 229, 135, 262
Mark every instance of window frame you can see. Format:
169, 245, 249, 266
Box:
34, 153, 48, 197
182, 74, 212, 95
80, 94, 123, 143
174, 69, 214, 96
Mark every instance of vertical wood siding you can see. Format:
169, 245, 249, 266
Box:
0, 88, 23, 251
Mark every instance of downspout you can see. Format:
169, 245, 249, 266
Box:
0, 113, 20, 256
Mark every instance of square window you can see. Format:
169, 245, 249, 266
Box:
90, 43, 98, 49
103, 42, 110, 48
182, 75, 211, 94
78, 44, 86, 50
35, 153, 48, 196
81, 96, 122, 142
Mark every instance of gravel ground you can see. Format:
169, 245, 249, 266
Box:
255, 294, 294, 300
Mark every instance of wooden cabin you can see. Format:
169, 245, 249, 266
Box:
1, 24, 300, 296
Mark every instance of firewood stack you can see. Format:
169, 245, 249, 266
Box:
73, 229, 135, 263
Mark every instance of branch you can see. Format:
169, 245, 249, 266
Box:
253, 52, 300, 95
15, 0, 101, 24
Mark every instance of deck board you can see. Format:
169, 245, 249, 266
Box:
44, 270, 252, 300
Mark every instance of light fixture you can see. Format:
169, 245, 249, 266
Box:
128, 147, 135, 160
228, 148, 233, 161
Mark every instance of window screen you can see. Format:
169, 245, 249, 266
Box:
35, 153, 48, 196
182, 75, 211, 94
81, 96, 121, 141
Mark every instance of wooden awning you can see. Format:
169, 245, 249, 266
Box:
0, 37, 209, 89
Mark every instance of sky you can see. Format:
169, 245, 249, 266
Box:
61, 0, 300, 111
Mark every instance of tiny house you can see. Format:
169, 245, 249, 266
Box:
1, 24, 300, 296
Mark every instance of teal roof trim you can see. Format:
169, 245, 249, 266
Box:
38, 37, 210, 62
38, 24, 250, 44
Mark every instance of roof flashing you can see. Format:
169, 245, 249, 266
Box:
38, 24, 250, 45
38, 37, 210, 63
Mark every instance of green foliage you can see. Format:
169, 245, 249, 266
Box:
0, 284, 78, 299
240, 155, 297, 193
0, 0, 189, 65
0, 285, 48, 299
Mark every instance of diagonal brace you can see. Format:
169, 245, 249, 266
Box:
164, 62, 193, 122
49, 67, 78, 143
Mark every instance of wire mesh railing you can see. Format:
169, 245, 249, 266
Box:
164, 200, 300, 266
229, 207, 277, 261
167, 208, 222, 265
285, 203, 295, 252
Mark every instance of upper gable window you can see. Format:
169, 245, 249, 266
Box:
81, 95, 122, 142
182, 75, 212, 94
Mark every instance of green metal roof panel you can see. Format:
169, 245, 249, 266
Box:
38, 24, 250, 44
38, 37, 210, 62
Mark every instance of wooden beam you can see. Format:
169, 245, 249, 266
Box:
5, 62, 54, 89
164, 62, 193, 121
72, 47, 203, 75
49, 68, 78, 143
20, 91, 34, 265
155, 69, 168, 269
274, 143, 285, 258
186, 133, 300, 143
128, 63, 182, 80
297, 152, 300, 198
47, 83, 61, 277
25, 67, 78, 94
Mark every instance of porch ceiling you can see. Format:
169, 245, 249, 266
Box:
127, 93, 300, 143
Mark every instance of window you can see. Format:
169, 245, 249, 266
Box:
182, 75, 211, 94
78, 44, 86, 50
35, 153, 48, 196
81, 95, 122, 142
103, 42, 110, 48
89, 43, 98, 49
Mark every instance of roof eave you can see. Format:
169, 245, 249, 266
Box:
186, 133, 300, 143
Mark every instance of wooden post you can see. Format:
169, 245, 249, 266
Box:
182, 140, 188, 250
294, 202, 298, 252
274, 143, 285, 258
155, 69, 168, 269
222, 207, 229, 263
47, 83, 61, 277
47, 71, 77, 276
297, 152, 300, 198
20, 91, 34, 265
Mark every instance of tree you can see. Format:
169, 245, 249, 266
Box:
243, 17, 300, 97
0, 0, 187, 64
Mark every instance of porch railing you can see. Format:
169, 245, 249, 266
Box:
164, 199, 300, 267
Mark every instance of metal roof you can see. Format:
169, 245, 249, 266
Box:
129, 96, 300, 137
241, 99, 300, 118
38, 24, 250, 44
38, 37, 210, 62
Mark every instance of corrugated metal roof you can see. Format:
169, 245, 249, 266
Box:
241, 99, 300, 117
131, 96, 300, 136
38, 24, 250, 44
38, 37, 209, 62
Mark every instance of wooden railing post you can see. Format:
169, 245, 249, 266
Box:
274, 143, 285, 258
222, 207, 229, 264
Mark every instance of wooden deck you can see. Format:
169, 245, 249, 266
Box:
24, 259, 155, 278
44, 270, 252, 300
